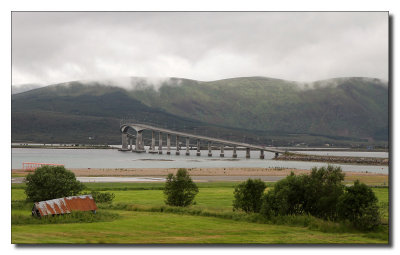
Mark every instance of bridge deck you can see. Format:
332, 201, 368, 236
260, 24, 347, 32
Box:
122, 123, 284, 153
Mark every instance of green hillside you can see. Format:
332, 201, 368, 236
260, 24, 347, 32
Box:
11, 77, 388, 146
131, 77, 388, 141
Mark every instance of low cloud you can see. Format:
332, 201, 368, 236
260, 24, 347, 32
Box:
61, 76, 179, 91
12, 12, 388, 87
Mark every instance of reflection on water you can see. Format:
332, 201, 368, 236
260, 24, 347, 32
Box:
11, 148, 388, 174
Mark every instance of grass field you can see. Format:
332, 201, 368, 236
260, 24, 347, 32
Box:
11, 182, 389, 244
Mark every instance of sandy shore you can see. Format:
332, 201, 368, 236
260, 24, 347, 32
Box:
12, 167, 387, 177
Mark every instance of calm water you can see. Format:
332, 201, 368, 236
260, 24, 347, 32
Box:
293, 151, 388, 158
12, 148, 388, 173
11, 148, 388, 174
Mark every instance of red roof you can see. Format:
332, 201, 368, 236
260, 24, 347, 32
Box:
33, 195, 97, 216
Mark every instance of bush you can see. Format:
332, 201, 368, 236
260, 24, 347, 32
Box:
337, 180, 381, 230
164, 168, 199, 207
302, 165, 344, 220
260, 172, 307, 217
24, 166, 85, 202
233, 179, 266, 213
83, 191, 115, 203
261, 165, 344, 220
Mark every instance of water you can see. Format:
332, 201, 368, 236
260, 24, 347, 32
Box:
293, 151, 388, 158
11, 148, 388, 174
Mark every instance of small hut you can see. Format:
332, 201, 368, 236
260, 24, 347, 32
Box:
32, 195, 97, 217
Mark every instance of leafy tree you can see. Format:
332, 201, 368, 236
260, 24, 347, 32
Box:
233, 179, 266, 213
261, 165, 345, 220
25, 165, 85, 202
260, 172, 307, 217
337, 180, 381, 230
302, 165, 344, 220
164, 168, 199, 207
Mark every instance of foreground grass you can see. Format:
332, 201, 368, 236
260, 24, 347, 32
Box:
11, 181, 389, 244
12, 210, 387, 244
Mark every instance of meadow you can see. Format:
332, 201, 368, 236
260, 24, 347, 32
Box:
11, 182, 389, 244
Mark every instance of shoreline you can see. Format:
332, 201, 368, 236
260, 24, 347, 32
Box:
275, 153, 389, 166
11, 168, 389, 186
11, 167, 388, 185
12, 166, 388, 177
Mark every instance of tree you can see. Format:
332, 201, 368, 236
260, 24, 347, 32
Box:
25, 165, 85, 202
302, 165, 345, 220
233, 178, 266, 213
164, 168, 199, 207
261, 165, 345, 220
337, 180, 381, 230
260, 172, 307, 217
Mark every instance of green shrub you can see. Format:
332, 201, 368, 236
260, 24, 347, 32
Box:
83, 191, 115, 203
302, 165, 344, 220
260, 172, 307, 217
261, 165, 344, 220
233, 179, 266, 213
164, 168, 199, 207
337, 180, 381, 230
24, 166, 85, 202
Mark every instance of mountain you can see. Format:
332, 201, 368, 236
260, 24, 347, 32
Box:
12, 83, 42, 94
11, 77, 388, 146
129, 76, 388, 141
12, 82, 209, 144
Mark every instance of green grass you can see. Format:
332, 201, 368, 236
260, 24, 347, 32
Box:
11, 182, 389, 244
12, 210, 387, 244
110, 187, 235, 212
372, 187, 389, 222
12, 210, 120, 225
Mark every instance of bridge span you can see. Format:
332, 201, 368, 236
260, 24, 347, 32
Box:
119, 123, 284, 159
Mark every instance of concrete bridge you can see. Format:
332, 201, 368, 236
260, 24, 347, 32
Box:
120, 123, 284, 159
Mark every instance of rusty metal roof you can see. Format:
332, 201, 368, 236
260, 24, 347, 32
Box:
33, 195, 97, 216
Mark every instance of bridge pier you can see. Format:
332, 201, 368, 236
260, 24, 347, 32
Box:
134, 130, 145, 152
121, 133, 129, 150
260, 149, 264, 159
220, 145, 224, 157
186, 137, 190, 156
122, 133, 128, 150
167, 134, 171, 155
208, 142, 212, 157
196, 139, 201, 156
158, 132, 163, 154
149, 131, 157, 153
232, 146, 237, 158
175, 136, 180, 155
246, 148, 250, 158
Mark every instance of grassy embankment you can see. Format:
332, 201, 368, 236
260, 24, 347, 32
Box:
11, 182, 389, 244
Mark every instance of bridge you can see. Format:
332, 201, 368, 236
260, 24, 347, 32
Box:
119, 123, 284, 159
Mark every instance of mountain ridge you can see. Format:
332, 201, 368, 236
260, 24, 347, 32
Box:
11, 76, 388, 145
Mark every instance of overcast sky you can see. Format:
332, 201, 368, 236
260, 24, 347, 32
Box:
12, 12, 388, 86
